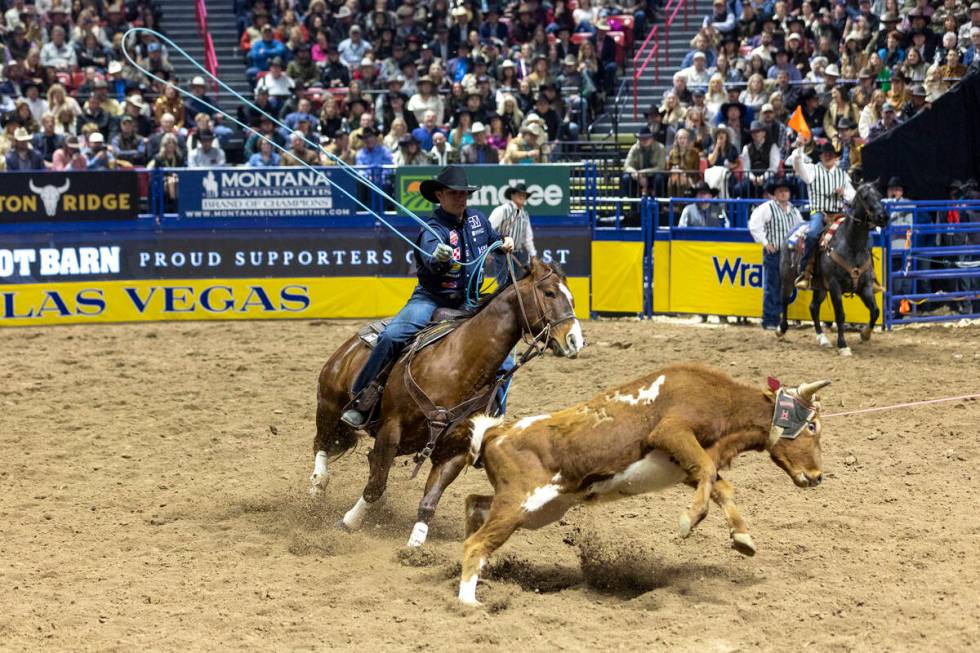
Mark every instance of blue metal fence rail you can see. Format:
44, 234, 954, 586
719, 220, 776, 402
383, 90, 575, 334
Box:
883, 200, 980, 327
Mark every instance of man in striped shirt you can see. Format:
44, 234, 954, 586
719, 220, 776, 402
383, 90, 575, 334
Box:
787, 137, 855, 290
489, 183, 537, 272
749, 178, 804, 329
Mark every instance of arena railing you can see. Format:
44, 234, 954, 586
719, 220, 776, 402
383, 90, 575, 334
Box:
632, 0, 692, 118
882, 201, 980, 328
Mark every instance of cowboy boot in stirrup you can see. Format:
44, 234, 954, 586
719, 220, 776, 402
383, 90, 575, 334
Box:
794, 258, 815, 291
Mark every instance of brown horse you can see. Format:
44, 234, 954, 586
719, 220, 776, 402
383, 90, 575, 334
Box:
308, 258, 584, 546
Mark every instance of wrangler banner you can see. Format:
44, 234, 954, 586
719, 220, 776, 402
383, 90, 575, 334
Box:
395, 165, 571, 217
175, 167, 361, 219
661, 237, 885, 321
0, 170, 139, 222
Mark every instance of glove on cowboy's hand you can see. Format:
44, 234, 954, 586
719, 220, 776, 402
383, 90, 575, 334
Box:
433, 243, 454, 262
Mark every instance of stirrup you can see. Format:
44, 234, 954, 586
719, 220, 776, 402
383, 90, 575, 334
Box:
341, 409, 365, 427
794, 274, 812, 291
871, 280, 883, 293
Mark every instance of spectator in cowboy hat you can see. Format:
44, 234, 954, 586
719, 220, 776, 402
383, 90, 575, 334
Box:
460, 121, 499, 164
489, 182, 537, 271
393, 132, 429, 165
903, 84, 929, 118
120, 94, 153, 137
51, 134, 87, 171
833, 117, 862, 178
340, 165, 514, 428
678, 181, 728, 228
884, 176, 914, 308
738, 120, 780, 199
623, 126, 667, 197
5, 126, 44, 170
502, 123, 545, 164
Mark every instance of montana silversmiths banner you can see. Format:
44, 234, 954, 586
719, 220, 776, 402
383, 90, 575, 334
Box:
175, 167, 361, 219
0, 224, 590, 285
0, 171, 139, 222
395, 165, 571, 217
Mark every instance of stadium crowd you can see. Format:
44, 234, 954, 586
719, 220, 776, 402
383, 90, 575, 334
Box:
623, 0, 980, 200
0, 0, 656, 172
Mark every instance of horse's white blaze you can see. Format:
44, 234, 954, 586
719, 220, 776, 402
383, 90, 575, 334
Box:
469, 415, 503, 464
587, 450, 686, 497
342, 496, 370, 530
522, 484, 561, 512
566, 319, 584, 353
407, 522, 429, 547
612, 374, 666, 406
558, 282, 574, 305
515, 414, 550, 430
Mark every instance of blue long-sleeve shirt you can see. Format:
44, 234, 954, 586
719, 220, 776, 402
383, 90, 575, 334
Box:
354, 144, 393, 167
415, 207, 502, 304
249, 38, 288, 71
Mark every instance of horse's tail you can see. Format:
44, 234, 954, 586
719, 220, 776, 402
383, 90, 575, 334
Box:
467, 414, 504, 467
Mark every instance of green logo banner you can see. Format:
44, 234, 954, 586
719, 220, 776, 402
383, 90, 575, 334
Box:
395, 165, 571, 217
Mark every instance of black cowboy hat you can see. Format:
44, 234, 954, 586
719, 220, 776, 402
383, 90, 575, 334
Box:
815, 141, 838, 158
690, 181, 718, 197
836, 117, 857, 130
504, 182, 537, 200
420, 166, 479, 203
767, 177, 793, 194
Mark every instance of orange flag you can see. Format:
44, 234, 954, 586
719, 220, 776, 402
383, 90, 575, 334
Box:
787, 105, 811, 140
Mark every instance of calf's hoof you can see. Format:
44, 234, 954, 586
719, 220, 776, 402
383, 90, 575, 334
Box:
838, 347, 852, 357
731, 532, 756, 557
678, 513, 692, 538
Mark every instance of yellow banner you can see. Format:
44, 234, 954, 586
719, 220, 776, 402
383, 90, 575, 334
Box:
665, 241, 885, 321
0, 276, 590, 327
591, 240, 643, 313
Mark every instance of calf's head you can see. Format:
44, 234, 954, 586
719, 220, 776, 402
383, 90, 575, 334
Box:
767, 380, 831, 488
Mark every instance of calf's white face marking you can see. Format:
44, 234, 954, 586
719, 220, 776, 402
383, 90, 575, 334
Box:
612, 374, 666, 406
515, 414, 550, 430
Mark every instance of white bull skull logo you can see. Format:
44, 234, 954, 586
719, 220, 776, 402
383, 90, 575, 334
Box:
28, 178, 71, 217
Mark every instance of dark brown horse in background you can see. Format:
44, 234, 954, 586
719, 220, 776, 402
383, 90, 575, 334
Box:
778, 181, 889, 355
308, 258, 584, 547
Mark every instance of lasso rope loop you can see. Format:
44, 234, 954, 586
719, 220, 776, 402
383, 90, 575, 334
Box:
120, 27, 502, 272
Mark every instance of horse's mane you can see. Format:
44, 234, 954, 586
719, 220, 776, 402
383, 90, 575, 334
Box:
464, 260, 565, 317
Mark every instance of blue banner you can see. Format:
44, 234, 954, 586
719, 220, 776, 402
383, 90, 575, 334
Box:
175, 167, 361, 219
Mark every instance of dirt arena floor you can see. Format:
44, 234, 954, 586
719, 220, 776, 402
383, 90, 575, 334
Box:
2, 317, 979, 652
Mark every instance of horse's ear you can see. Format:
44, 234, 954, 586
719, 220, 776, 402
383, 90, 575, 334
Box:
528, 256, 545, 276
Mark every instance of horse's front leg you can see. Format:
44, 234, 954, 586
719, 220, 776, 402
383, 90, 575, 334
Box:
857, 279, 879, 342
826, 279, 851, 355
339, 422, 401, 531
407, 450, 468, 547
809, 285, 831, 348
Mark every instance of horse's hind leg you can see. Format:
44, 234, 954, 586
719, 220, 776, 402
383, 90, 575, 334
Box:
809, 286, 831, 348
407, 450, 468, 547
339, 422, 400, 531
826, 281, 851, 355
857, 282, 879, 342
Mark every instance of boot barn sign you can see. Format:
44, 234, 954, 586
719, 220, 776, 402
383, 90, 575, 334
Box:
0, 171, 140, 222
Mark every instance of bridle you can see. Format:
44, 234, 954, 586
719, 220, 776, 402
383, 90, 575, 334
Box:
506, 253, 577, 356
849, 185, 887, 229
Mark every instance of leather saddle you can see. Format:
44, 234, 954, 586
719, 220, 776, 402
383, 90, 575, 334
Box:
356, 308, 469, 351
